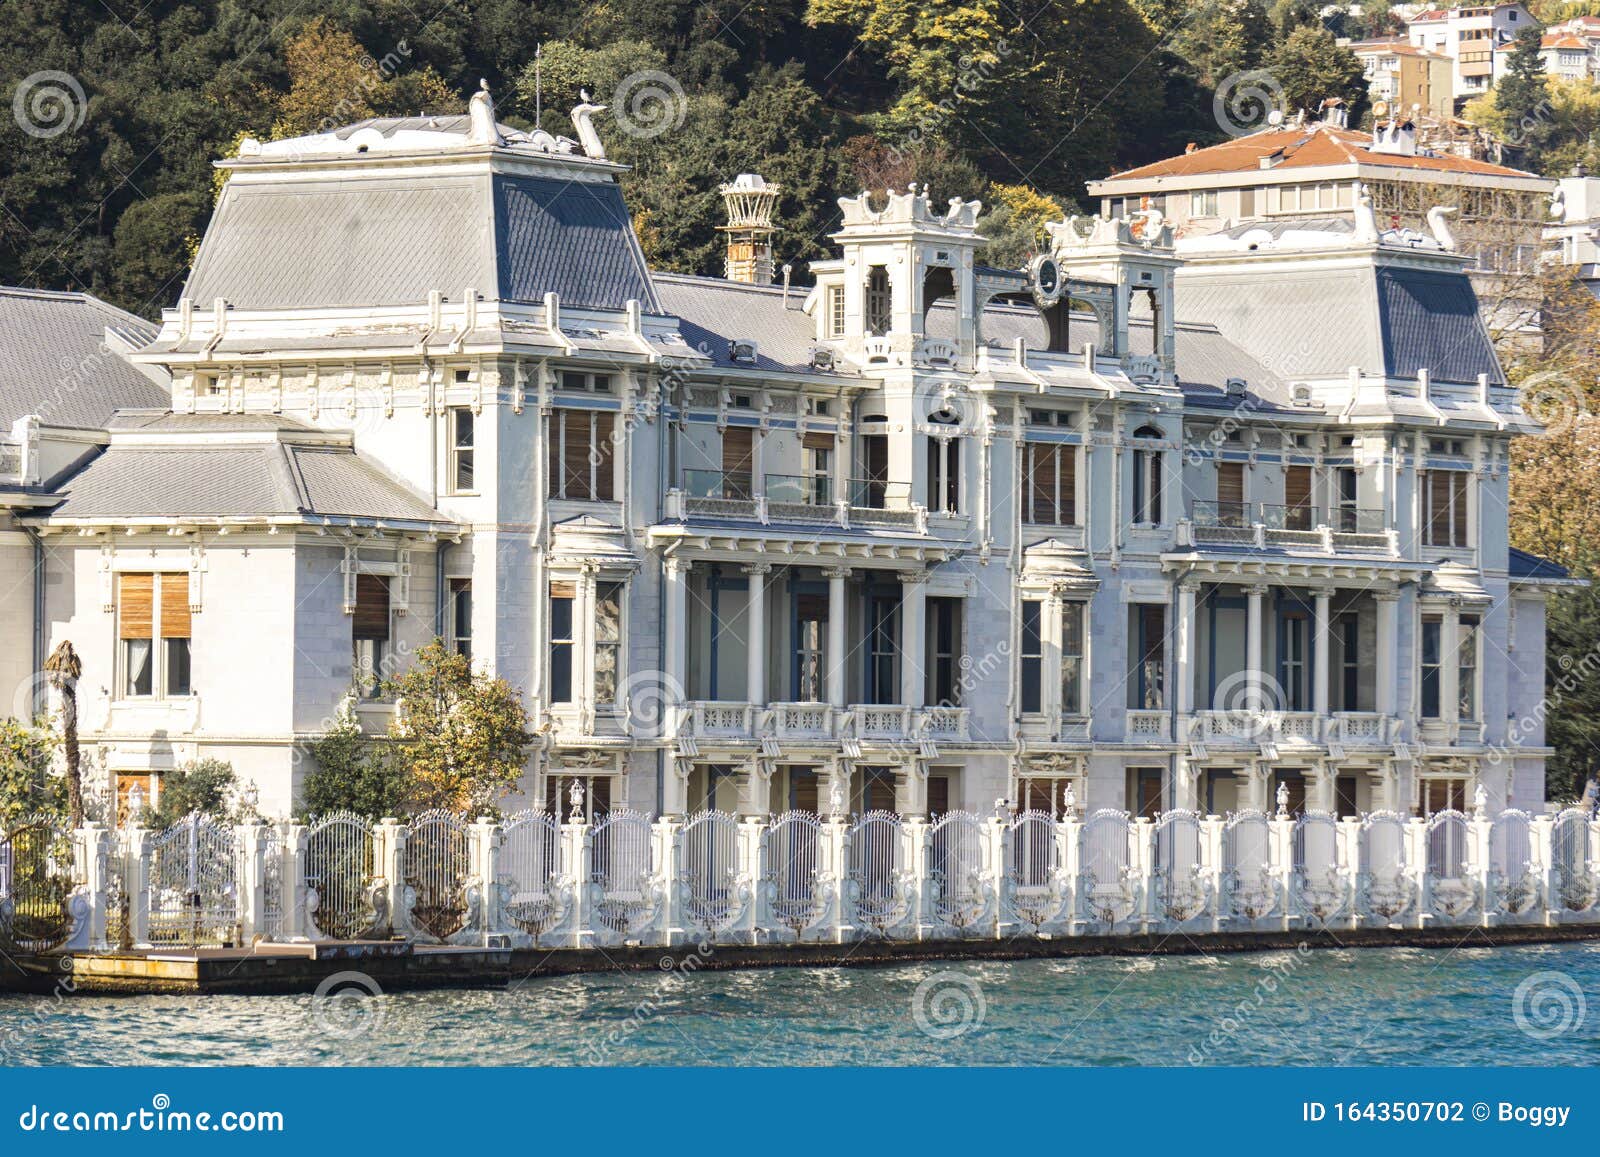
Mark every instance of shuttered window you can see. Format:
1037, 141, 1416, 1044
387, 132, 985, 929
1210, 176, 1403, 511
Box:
1424, 470, 1469, 547
722, 427, 754, 499
1024, 442, 1076, 525
549, 409, 616, 501
353, 575, 391, 640
119, 573, 191, 697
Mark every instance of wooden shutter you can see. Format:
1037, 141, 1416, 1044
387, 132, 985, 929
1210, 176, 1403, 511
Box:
802, 431, 834, 451
593, 412, 615, 500
1428, 471, 1451, 543
1284, 465, 1312, 511
353, 574, 391, 640
1028, 444, 1055, 524
118, 573, 153, 640
160, 573, 191, 638
722, 426, 754, 474
561, 411, 592, 498
1060, 445, 1077, 524
1217, 462, 1245, 506
1451, 473, 1468, 545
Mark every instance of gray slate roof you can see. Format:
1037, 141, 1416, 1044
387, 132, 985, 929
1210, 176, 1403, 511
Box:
1509, 547, 1572, 581
0, 288, 169, 429
184, 171, 657, 314
1176, 261, 1503, 386
654, 274, 840, 374
45, 430, 445, 524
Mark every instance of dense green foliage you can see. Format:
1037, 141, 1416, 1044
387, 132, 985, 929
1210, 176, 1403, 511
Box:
139, 757, 247, 829
0, 719, 64, 829
299, 700, 413, 820
3, 1, 1377, 317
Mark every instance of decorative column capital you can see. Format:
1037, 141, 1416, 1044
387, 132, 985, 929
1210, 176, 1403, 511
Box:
821, 566, 853, 581
1374, 589, 1402, 603
1244, 583, 1271, 598
741, 562, 773, 577
664, 556, 692, 578
897, 569, 930, 586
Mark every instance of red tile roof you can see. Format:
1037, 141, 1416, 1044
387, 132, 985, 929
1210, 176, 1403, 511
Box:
1100, 123, 1540, 182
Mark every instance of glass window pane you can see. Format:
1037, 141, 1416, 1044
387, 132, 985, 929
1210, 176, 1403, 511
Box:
165, 637, 191, 696
124, 639, 152, 697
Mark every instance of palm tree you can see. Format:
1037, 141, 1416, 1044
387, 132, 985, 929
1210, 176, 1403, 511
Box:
43, 641, 83, 827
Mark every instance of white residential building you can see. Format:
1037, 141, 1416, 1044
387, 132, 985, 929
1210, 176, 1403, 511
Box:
1406, 3, 1535, 100
0, 91, 1569, 827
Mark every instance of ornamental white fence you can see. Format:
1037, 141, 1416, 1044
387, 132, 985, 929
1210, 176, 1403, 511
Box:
14, 806, 1600, 954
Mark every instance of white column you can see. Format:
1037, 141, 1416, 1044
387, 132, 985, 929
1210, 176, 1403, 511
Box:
1375, 591, 1398, 719
825, 567, 850, 708
1313, 586, 1332, 718
1246, 584, 1267, 710
900, 570, 927, 708
1176, 581, 1198, 717
1441, 602, 1461, 726
743, 563, 769, 706
663, 558, 689, 728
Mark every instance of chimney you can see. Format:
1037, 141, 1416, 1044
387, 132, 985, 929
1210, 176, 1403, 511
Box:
1185, 142, 1198, 154
1370, 118, 1417, 156
1320, 97, 1348, 129
718, 173, 780, 284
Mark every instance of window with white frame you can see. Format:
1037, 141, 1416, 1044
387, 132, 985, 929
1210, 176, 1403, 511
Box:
1458, 614, 1479, 720
595, 582, 624, 705
547, 579, 626, 706
1420, 615, 1442, 719
449, 407, 475, 493
1061, 601, 1085, 715
1131, 426, 1164, 524
118, 572, 192, 698
827, 286, 845, 338
352, 574, 390, 698
1424, 469, 1469, 547
1020, 600, 1044, 714
548, 409, 616, 500
1190, 190, 1218, 217
1023, 441, 1077, 525
549, 581, 575, 703
926, 410, 960, 515
449, 578, 472, 660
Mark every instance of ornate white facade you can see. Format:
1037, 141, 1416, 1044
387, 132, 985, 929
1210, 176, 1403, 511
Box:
0, 93, 1571, 825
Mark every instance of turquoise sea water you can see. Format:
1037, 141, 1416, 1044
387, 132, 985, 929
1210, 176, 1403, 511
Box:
3, 942, 1597, 1066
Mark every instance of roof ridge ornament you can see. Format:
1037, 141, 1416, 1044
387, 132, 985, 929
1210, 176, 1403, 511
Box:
1426, 205, 1457, 251
1353, 182, 1380, 243
572, 90, 608, 160
468, 79, 503, 146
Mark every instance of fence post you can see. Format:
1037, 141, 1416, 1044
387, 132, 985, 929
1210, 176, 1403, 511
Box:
986, 814, 1008, 940
1473, 814, 1494, 928
654, 816, 678, 948
126, 826, 150, 948
1534, 814, 1557, 926
1059, 814, 1079, 933
236, 823, 265, 945
68, 823, 107, 952
1406, 818, 1428, 930
564, 818, 592, 948
470, 816, 499, 945
1270, 817, 1294, 931
377, 817, 407, 938
1202, 816, 1225, 933
739, 815, 763, 945
282, 822, 308, 941
1132, 817, 1154, 932
823, 816, 849, 943
905, 816, 929, 941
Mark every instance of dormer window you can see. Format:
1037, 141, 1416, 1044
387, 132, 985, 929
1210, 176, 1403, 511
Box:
827, 286, 845, 338
729, 340, 758, 364
865, 266, 891, 336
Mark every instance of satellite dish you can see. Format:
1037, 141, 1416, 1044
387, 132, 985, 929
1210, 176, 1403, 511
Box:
1267, 109, 1285, 126
1373, 100, 1390, 119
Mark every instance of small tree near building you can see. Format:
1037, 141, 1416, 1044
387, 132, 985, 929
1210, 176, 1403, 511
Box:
383, 641, 531, 815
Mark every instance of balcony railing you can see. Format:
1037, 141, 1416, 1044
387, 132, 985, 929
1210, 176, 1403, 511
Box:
1125, 710, 1169, 741
682, 469, 753, 502
764, 472, 831, 506
847, 477, 913, 511
667, 473, 925, 532
1184, 502, 1393, 554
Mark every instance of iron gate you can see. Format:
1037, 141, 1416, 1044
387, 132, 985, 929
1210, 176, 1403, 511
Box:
590, 809, 657, 938
1079, 809, 1133, 924
1489, 808, 1539, 915
679, 809, 744, 937
764, 810, 824, 936
1153, 809, 1208, 922
1551, 808, 1597, 912
303, 811, 379, 940
146, 813, 240, 948
1425, 809, 1477, 919
499, 809, 567, 943
1358, 810, 1412, 920
927, 810, 985, 932
259, 826, 285, 942
847, 810, 908, 935
1222, 809, 1276, 920
1004, 809, 1063, 932
0, 817, 75, 953
1292, 810, 1347, 922
404, 810, 470, 941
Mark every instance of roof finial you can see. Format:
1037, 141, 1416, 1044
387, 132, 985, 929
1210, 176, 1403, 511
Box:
571, 90, 607, 160
534, 43, 543, 132
468, 78, 502, 146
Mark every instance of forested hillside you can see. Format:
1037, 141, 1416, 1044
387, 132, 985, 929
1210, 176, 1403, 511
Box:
0, 0, 1398, 319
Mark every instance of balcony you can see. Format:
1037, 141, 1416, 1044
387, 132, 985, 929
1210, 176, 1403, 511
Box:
682, 701, 755, 740
1182, 502, 1394, 555
916, 705, 970, 741
849, 704, 912, 741
1330, 712, 1389, 747
1192, 709, 1320, 746
767, 702, 835, 740
1125, 710, 1170, 742
666, 471, 926, 532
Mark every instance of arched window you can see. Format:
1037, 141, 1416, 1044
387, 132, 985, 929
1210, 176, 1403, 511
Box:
926, 409, 961, 515
1131, 425, 1164, 525
921, 266, 955, 332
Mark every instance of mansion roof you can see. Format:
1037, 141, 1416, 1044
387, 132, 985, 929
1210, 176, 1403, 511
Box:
40, 414, 447, 529
0, 287, 169, 430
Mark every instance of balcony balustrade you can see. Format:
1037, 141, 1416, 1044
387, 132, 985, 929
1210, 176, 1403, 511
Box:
666, 471, 925, 532
1125, 710, 1170, 741
916, 705, 970, 740
1183, 502, 1394, 555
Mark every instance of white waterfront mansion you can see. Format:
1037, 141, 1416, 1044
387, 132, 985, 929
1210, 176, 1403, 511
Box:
0, 90, 1572, 825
